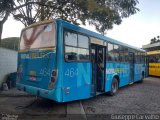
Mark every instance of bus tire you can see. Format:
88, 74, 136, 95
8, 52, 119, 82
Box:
137, 72, 144, 83
108, 77, 119, 96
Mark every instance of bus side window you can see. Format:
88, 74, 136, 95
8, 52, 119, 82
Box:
141, 52, 145, 63
134, 52, 137, 63
149, 55, 154, 63
65, 31, 77, 46
64, 31, 78, 61
124, 48, 128, 62
113, 44, 119, 61
107, 43, 114, 61
138, 52, 141, 63
64, 30, 89, 61
119, 46, 125, 62
65, 46, 78, 61
77, 34, 89, 61
158, 55, 160, 63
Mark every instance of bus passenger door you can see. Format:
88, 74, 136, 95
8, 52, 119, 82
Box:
91, 44, 105, 96
129, 52, 134, 83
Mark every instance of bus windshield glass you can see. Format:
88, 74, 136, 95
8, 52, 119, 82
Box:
20, 22, 56, 50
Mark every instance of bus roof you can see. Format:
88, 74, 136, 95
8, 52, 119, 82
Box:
57, 19, 145, 52
22, 19, 54, 31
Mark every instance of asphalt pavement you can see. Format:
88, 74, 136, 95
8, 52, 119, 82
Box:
0, 77, 160, 120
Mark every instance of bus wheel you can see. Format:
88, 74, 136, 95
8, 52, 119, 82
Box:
108, 77, 118, 96
139, 72, 144, 83
137, 72, 144, 83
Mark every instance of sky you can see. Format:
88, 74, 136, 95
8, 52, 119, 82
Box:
2, 0, 160, 48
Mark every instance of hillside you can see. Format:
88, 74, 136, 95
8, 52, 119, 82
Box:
1, 37, 19, 51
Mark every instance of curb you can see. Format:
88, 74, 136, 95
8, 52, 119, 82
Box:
67, 101, 87, 120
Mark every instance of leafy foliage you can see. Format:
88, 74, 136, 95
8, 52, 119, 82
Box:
86, 0, 139, 34
0, 0, 139, 46
12, 0, 139, 34
150, 36, 160, 44
0, 0, 14, 21
0, 0, 15, 44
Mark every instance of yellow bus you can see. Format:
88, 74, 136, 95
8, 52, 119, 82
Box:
147, 50, 160, 77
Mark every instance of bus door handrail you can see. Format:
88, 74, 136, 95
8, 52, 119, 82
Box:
97, 63, 103, 72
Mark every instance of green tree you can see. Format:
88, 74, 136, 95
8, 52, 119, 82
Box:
83, 0, 139, 34
157, 36, 160, 42
13, 0, 139, 34
1, 37, 19, 50
0, 0, 14, 45
0, 0, 48, 44
150, 37, 156, 44
12, 0, 57, 27
1, 0, 139, 44
150, 36, 160, 44
41, 0, 140, 34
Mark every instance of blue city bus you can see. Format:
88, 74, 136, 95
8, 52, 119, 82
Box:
16, 19, 146, 102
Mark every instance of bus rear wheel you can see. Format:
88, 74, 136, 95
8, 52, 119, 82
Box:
108, 77, 118, 96
138, 72, 144, 83
139, 72, 144, 83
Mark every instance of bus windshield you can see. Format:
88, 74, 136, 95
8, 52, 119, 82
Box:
20, 22, 56, 50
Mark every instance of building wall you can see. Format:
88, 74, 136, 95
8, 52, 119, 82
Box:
0, 47, 17, 87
